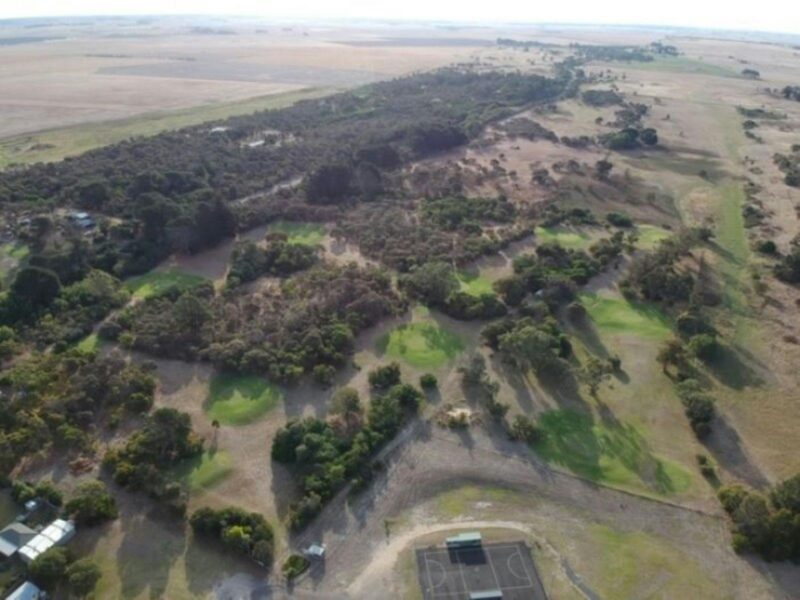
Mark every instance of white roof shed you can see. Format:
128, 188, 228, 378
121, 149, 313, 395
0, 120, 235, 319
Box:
18, 519, 76, 564
6, 581, 44, 600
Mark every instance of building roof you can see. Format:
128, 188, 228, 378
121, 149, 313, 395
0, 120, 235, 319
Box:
18, 519, 76, 563
6, 581, 42, 600
446, 531, 482, 545
0, 522, 37, 557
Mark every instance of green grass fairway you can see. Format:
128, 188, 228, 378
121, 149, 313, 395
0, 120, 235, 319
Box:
76, 332, 102, 353
580, 292, 671, 339
534, 226, 592, 250
174, 450, 233, 492
457, 269, 495, 296
267, 221, 326, 246
534, 409, 691, 495
0, 88, 330, 168
378, 312, 464, 369
124, 270, 207, 301
635, 225, 672, 250
206, 373, 282, 425
1, 243, 29, 260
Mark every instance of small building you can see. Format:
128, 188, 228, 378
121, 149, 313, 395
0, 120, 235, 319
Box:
6, 581, 44, 600
18, 519, 75, 564
0, 522, 37, 559
469, 591, 503, 600
303, 543, 326, 559
445, 531, 482, 549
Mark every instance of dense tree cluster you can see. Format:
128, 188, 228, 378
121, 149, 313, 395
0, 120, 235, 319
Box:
0, 69, 569, 277
621, 229, 708, 305
103, 407, 203, 511
227, 236, 317, 286
104, 264, 402, 381
0, 351, 155, 474
272, 381, 421, 529
780, 86, 800, 102
420, 195, 515, 232
774, 149, 800, 188
65, 479, 118, 526
718, 474, 800, 561
581, 89, 623, 107
399, 262, 507, 321
190, 506, 275, 565
774, 248, 800, 284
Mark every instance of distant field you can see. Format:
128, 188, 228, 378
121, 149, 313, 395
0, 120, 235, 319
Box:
205, 373, 282, 425
124, 270, 207, 301
607, 56, 742, 78
267, 221, 327, 246
0, 88, 330, 167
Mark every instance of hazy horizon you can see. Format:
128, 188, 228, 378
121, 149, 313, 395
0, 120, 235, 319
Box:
1, 1, 800, 37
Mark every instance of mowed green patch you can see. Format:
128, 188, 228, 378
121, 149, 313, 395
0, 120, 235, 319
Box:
267, 221, 326, 246
378, 313, 464, 369
0, 242, 28, 281
456, 269, 495, 296
174, 450, 234, 492
124, 269, 207, 301
76, 332, 102, 353
580, 292, 671, 339
635, 225, 672, 250
533, 409, 691, 496
534, 226, 592, 250
206, 373, 282, 425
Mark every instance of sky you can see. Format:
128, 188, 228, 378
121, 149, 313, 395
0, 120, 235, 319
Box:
2, 0, 800, 36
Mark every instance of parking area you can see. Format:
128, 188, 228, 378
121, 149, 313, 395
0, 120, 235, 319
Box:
415, 541, 546, 599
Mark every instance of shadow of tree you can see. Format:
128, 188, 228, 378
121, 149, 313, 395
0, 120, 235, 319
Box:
115, 503, 186, 599
705, 344, 765, 390
702, 414, 770, 490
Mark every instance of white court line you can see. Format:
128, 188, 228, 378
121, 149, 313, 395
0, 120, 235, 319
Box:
506, 548, 534, 586
454, 548, 470, 598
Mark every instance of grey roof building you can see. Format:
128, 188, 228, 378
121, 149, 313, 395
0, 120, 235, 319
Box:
0, 522, 37, 558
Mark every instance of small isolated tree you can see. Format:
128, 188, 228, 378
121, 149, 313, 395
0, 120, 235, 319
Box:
368, 363, 401, 389
510, 415, 540, 443
657, 339, 685, 374
10, 266, 61, 309
65, 480, 118, 526
29, 546, 70, 590
594, 159, 614, 180
65, 558, 101, 598
419, 373, 438, 389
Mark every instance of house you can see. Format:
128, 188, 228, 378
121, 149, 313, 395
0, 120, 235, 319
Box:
0, 522, 37, 559
6, 581, 44, 600
18, 519, 76, 564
